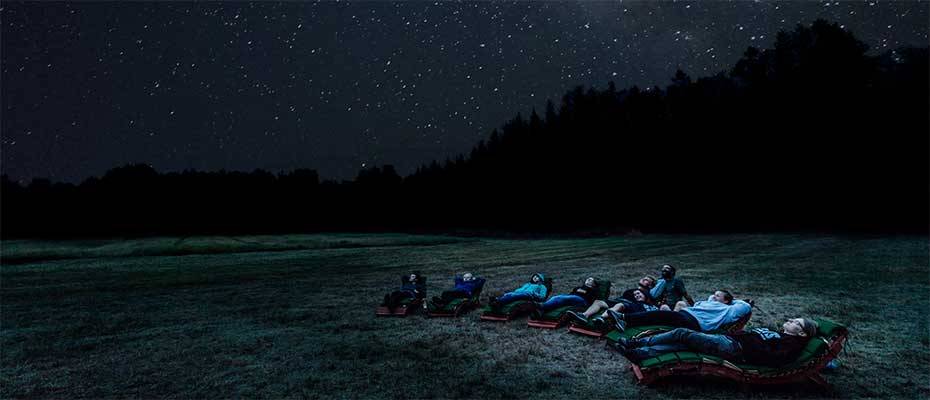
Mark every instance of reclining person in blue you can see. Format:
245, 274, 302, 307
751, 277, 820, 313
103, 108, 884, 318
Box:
487, 273, 547, 310
607, 290, 752, 333
431, 272, 485, 307
611, 317, 818, 367
381, 272, 424, 312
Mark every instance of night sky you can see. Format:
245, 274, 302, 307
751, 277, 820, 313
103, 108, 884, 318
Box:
2, 1, 927, 184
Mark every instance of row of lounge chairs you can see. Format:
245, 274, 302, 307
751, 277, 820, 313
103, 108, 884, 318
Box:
374, 275, 848, 390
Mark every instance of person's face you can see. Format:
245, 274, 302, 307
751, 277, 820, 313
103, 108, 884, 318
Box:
531, 275, 541, 283
639, 277, 655, 288
712, 291, 728, 303
409, 274, 417, 282
584, 277, 595, 287
463, 273, 474, 281
783, 318, 807, 336
661, 265, 674, 278
633, 290, 646, 302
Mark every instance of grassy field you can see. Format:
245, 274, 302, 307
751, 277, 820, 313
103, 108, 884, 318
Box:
1, 233, 928, 399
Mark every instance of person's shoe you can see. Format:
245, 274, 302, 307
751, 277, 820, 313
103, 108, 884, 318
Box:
607, 337, 630, 355
623, 348, 649, 363
566, 311, 588, 325
590, 316, 606, 329
607, 310, 626, 332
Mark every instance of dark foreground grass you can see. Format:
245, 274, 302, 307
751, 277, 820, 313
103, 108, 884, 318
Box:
2, 233, 928, 399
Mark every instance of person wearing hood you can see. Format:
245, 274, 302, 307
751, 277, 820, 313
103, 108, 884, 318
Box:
488, 273, 547, 309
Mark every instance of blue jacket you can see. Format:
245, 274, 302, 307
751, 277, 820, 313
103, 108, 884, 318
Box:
453, 276, 486, 297
510, 273, 548, 299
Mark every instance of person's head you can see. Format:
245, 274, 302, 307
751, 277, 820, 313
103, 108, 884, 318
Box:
713, 290, 733, 304
462, 272, 474, 281
783, 318, 818, 337
660, 264, 676, 279
639, 276, 657, 289
633, 289, 648, 302
409, 272, 420, 282
584, 277, 596, 287
531, 273, 542, 284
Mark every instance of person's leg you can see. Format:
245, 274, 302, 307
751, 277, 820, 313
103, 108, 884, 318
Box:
635, 328, 740, 359
439, 290, 469, 304
497, 292, 534, 305
541, 295, 585, 313
623, 310, 701, 330
387, 291, 413, 309
601, 302, 627, 318
540, 295, 567, 313
583, 300, 608, 317
673, 300, 689, 312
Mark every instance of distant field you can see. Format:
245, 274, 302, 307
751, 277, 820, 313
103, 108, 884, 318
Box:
1, 233, 928, 399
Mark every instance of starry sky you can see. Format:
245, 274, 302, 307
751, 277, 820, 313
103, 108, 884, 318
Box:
2, 1, 927, 183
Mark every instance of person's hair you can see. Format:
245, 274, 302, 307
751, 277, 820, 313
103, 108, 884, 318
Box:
718, 290, 733, 303
800, 318, 819, 337
643, 275, 657, 287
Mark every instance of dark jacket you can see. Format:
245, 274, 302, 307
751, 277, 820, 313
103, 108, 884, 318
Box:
731, 328, 810, 367
452, 276, 485, 297
399, 277, 425, 298
570, 284, 599, 305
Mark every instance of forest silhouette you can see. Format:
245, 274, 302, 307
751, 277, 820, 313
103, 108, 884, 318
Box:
3, 20, 927, 237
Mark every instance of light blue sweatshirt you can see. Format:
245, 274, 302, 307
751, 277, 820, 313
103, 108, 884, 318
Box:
682, 295, 751, 331
510, 273, 548, 299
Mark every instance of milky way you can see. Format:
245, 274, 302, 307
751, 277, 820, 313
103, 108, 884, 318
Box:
1, 1, 927, 183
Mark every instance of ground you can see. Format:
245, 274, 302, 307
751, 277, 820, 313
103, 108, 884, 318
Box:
1, 233, 928, 399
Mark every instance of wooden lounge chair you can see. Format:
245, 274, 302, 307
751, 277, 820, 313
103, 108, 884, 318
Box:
611, 318, 848, 389
427, 278, 486, 318
375, 275, 426, 317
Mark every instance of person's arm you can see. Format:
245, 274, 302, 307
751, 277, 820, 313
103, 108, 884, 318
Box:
730, 299, 752, 315
534, 283, 547, 299
650, 279, 666, 299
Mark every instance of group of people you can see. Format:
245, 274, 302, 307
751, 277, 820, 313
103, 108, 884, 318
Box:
380, 264, 819, 368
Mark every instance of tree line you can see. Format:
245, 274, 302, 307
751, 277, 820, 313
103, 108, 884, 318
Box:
3, 20, 927, 238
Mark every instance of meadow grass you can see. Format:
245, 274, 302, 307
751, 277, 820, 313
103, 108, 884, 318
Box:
1, 233, 927, 399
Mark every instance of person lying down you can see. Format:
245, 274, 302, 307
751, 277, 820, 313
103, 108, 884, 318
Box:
610, 317, 818, 367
